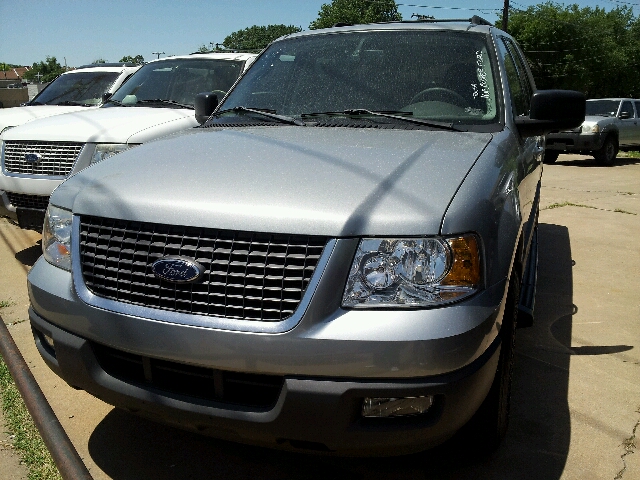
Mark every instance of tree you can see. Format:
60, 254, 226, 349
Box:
92, 58, 107, 64
220, 24, 302, 51
309, 0, 401, 30
119, 55, 145, 65
22, 56, 64, 83
503, 3, 640, 98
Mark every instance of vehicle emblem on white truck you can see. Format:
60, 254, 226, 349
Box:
24, 153, 42, 163
151, 256, 204, 283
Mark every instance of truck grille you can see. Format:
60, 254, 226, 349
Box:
92, 343, 283, 409
79, 216, 328, 321
3, 141, 84, 176
6, 192, 49, 210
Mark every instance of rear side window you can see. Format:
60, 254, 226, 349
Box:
620, 101, 634, 118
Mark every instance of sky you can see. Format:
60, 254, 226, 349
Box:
0, 0, 634, 68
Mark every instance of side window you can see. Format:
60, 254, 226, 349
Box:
635, 102, 640, 118
619, 101, 634, 118
498, 37, 533, 117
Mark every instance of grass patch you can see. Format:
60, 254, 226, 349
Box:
0, 299, 16, 309
0, 359, 61, 480
544, 202, 637, 215
544, 202, 598, 210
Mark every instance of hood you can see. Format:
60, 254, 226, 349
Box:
0, 105, 89, 133
2, 106, 197, 144
53, 126, 491, 237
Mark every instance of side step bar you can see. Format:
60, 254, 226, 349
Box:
517, 226, 538, 328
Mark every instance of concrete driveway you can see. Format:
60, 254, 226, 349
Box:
1, 153, 638, 479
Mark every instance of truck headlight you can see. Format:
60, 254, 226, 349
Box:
91, 143, 130, 164
342, 234, 481, 307
42, 206, 72, 271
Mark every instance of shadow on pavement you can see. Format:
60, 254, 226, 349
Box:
86, 223, 575, 480
15, 240, 42, 267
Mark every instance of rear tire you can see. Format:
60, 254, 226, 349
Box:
594, 136, 618, 166
543, 151, 559, 164
463, 274, 520, 454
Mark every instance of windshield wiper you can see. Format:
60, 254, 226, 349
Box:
302, 109, 462, 131
216, 106, 305, 126
135, 99, 194, 109
56, 100, 93, 107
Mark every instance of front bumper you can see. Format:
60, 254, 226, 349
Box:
545, 131, 605, 152
27, 240, 508, 454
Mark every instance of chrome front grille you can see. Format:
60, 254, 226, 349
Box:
79, 216, 328, 322
3, 141, 84, 176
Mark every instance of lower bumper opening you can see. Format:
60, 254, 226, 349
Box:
91, 342, 284, 410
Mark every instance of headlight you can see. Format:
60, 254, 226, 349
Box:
91, 143, 130, 164
582, 124, 599, 134
42, 205, 72, 271
342, 234, 481, 308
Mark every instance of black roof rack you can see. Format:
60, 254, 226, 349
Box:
76, 63, 138, 69
410, 15, 493, 26
331, 16, 494, 28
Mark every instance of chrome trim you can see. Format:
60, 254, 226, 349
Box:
2, 142, 86, 178
70, 215, 337, 334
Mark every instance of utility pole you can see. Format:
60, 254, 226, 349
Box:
152, 51, 165, 59
502, 0, 510, 33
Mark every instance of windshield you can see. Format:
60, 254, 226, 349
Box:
219, 30, 498, 126
30, 71, 119, 106
109, 58, 246, 108
585, 100, 619, 117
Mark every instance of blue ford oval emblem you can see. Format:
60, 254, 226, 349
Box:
151, 256, 204, 283
24, 153, 42, 163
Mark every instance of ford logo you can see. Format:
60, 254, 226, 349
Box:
24, 153, 42, 163
151, 256, 204, 283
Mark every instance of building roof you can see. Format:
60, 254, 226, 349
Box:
0, 66, 31, 81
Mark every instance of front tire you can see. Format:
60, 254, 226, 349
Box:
463, 274, 520, 453
594, 136, 618, 166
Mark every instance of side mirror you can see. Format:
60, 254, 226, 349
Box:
515, 90, 586, 137
619, 111, 631, 120
195, 92, 219, 125
101, 92, 113, 103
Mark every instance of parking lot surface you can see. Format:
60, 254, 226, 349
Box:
1, 153, 638, 479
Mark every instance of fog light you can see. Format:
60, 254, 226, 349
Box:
42, 333, 54, 351
362, 395, 434, 418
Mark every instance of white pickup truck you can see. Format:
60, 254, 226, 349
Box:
0, 52, 256, 229
0, 63, 139, 135
545, 98, 640, 165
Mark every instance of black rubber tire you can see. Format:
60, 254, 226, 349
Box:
463, 275, 520, 454
594, 136, 618, 166
543, 151, 559, 164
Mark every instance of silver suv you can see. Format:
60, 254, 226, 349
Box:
28, 18, 584, 455
545, 98, 640, 165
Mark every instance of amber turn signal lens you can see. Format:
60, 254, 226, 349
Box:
442, 235, 481, 287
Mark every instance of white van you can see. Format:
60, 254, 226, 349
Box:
0, 63, 140, 135
0, 52, 256, 229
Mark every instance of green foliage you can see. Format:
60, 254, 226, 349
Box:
22, 57, 64, 83
91, 58, 107, 64
504, 2, 640, 97
309, 0, 401, 29
221, 24, 302, 51
119, 55, 145, 65
0, 360, 61, 480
